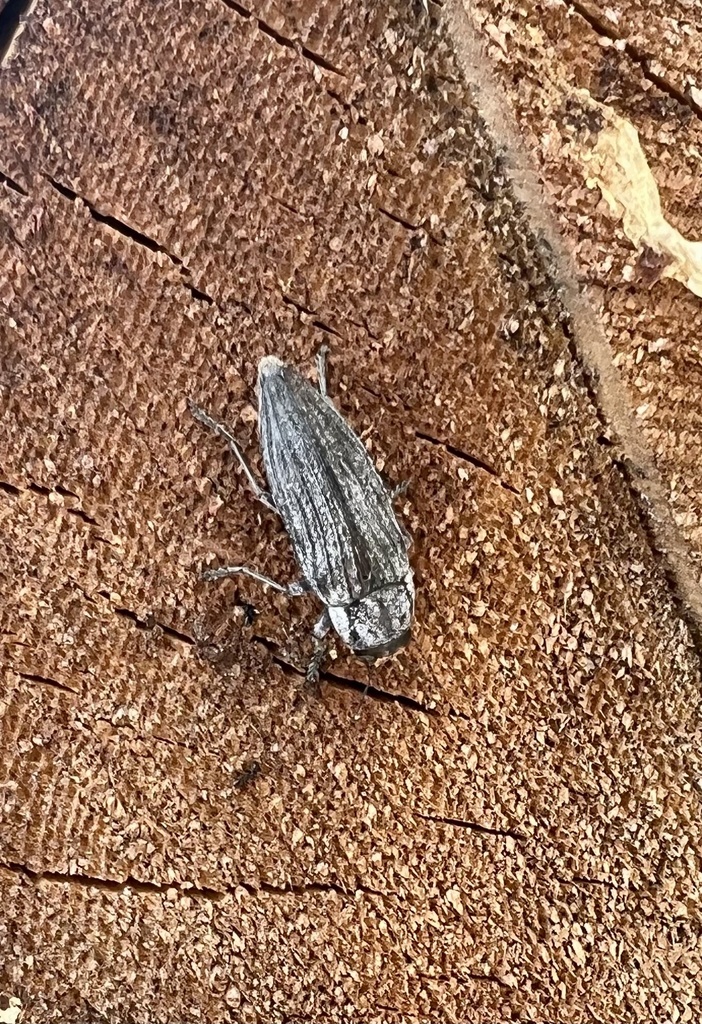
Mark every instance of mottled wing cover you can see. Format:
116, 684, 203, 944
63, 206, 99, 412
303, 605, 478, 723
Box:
259, 362, 409, 606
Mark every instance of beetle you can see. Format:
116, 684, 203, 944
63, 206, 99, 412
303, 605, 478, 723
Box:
190, 346, 414, 682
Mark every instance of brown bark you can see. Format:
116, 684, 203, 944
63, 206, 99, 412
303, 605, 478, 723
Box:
0, 0, 700, 1021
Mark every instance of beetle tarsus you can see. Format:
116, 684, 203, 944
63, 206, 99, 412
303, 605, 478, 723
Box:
305, 636, 328, 690
312, 610, 331, 639
390, 480, 409, 501
316, 344, 330, 400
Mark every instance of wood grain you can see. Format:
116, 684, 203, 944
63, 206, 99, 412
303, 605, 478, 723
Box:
0, 0, 700, 1020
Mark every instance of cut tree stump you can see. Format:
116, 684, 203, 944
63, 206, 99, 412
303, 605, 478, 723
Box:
0, 1, 700, 1021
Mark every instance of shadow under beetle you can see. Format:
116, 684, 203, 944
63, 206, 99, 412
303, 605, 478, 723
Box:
190, 346, 414, 683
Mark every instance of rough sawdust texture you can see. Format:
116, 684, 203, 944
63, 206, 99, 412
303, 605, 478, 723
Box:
570, 0, 702, 106
0, 0, 701, 1022
466, 0, 702, 582
570, 87, 702, 297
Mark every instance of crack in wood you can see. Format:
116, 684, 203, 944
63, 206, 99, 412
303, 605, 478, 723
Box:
259, 878, 393, 900
415, 429, 519, 494
347, 315, 379, 340
44, 175, 215, 305
219, 0, 346, 77
282, 293, 315, 316
565, 0, 702, 121
312, 318, 344, 339
1, 476, 117, 543
283, 293, 347, 339
322, 666, 437, 715
417, 811, 525, 841
376, 206, 445, 247
0, 166, 28, 195
11, 479, 80, 501
253, 635, 437, 716
264, 190, 312, 221
355, 387, 520, 494
377, 206, 422, 232
1, 860, 394, 903
15, 169, 382, 346
46, 175, 175, 258
104, 598, 197, 647
1, 860, 227, 901
187, 283, 215, 305
65, 504, 99, 526
17, 578, 196, 656
15, 670, 80, 696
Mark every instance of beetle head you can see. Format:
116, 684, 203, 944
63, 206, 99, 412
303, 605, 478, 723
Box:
329, 580, 414, 662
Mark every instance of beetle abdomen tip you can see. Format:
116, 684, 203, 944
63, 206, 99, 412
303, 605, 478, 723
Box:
258, 355, 285, 380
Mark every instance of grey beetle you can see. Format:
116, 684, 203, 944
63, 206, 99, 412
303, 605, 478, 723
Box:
190, 346, 414, 681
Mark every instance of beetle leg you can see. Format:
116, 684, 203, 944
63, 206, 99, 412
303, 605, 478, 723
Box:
306, 614, 331, 689
312, 610, 331, 639
315, 344, 330, 400
202, 564, 309, 597
386, 481, 412, 548
189, 400, 277, 513
389, 479, 409, 501
305, 642, 327, 690
305, 612, 331, 688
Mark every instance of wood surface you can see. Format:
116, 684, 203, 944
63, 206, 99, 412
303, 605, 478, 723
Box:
0, 1, 700, 1021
